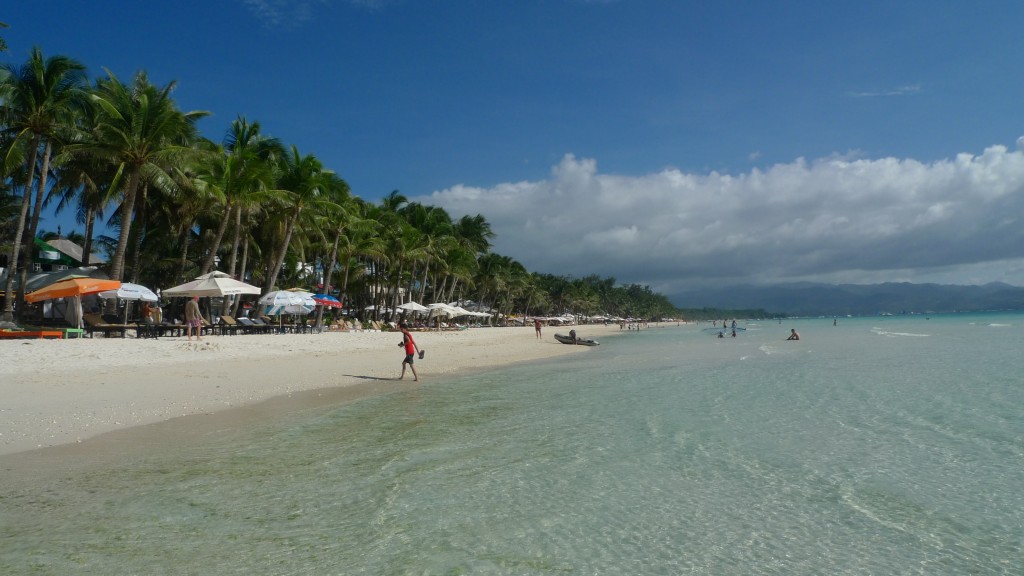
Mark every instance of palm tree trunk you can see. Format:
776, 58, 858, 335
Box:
25, 140, 52, 247
264, 208, 299, 293
175, 226, 191, 283
108, 167, 141, 281
15, 140, 53, 317
221, 205, 243, 316
129, 183, 149, 283
446, 278, 458, 304
230, 237, 250, 317
82, 207, 95, 267
201, 203, 232, 274
314, 227, 342, 329
339, 257, 352, 311
417, 259, 431, 303
2, 136, 40, 321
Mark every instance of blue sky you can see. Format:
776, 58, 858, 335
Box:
6, 1, 1024, 292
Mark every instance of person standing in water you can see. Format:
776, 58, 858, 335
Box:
398, 322, 421, 381
787, 328, 800, 341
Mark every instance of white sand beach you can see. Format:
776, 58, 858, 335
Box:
0, 324, 626, 456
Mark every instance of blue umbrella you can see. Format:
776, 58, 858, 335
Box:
312, 293, 343, 308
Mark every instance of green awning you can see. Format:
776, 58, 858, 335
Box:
33, 237, 77, 266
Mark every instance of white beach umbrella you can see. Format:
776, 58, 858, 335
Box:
397, 301, 429, 313
427, 302, 458, 318
163, 271, 261, 297
259, 289, 315, 315
98, 282, 159, 302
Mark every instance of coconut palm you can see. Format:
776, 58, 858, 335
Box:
0, 47, 87, 320
399, 202, 454, 303
47, 143, 119, 266
332, 198, 384, 313
259, 145, 335, 293
309, 175, 354, 327
453, 213, 494, 256
82, 69, 208, 281
220, 117, 283, 279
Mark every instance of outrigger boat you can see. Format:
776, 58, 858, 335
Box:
554, 333, 599, 346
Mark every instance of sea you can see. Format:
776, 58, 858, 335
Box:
1, 313, 1022, 575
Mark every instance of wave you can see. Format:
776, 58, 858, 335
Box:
870, 327, 930, 338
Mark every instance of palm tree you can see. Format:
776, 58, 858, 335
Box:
220, 117, 283, 280
311, 175, 353, 328
260, 145, 335, 293
0, 47, 87, 320
47, 146, 118, 267
399, 202, 454, 303
453, 213, 494, 256
82, 69, 208, 281
332, 199, 384, 313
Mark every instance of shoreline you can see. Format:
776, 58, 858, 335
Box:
0, 324, 634, 457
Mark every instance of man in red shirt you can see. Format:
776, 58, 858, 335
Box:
399, 322, 422, 381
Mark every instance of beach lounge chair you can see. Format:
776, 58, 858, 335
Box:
218, 316, 240, 336
243, 317, 273, 334
235, 317, 258, 334
200, 316, 217, 336
83, 313, 131, 338
156, 320, 185, 337
135, 321, 160, 339
255, 316, 285, 334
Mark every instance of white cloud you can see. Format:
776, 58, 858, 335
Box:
425, 146, 1024, 291
848, 84, 922, 98
240, 0, 379, 27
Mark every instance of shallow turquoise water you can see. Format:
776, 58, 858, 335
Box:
2, 314, 1023, 574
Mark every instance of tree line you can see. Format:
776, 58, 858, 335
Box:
1, 37, 689, 323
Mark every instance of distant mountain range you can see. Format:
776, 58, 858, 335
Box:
670, 282, 1024, 317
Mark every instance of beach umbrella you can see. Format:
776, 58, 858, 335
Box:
427, 302, 458, 317
312, 294, 343, 308
426, 302, 460, 330
397, 301, 429, 313
259, 289, 315, 315
25, 277, 121, 303
97, 282, 158, 302
97, 282, 159, 325
162, 271, 261, 297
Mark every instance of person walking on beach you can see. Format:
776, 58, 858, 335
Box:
787, 328, 800, 341
399, 322, 421, 381
185, 296, 202, 341
534, 318, 542, 339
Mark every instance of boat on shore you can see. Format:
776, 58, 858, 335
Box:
554, 333, 600, 346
